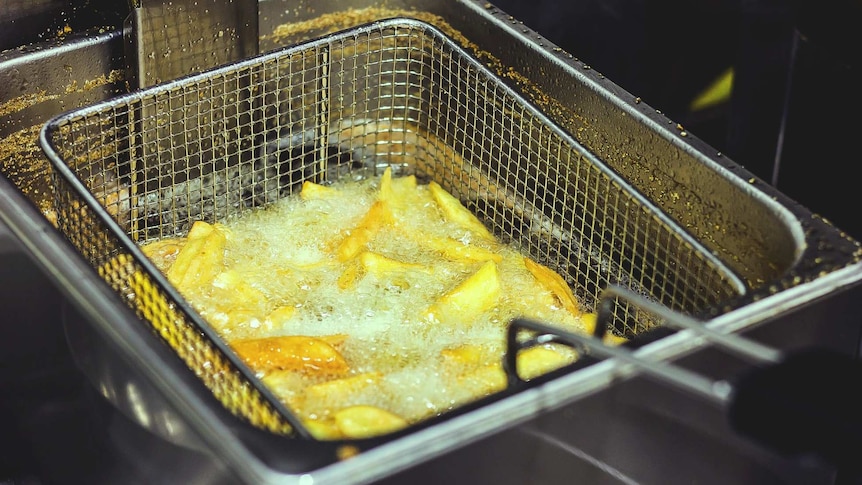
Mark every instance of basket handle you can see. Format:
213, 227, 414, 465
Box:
502, 285, 862, 468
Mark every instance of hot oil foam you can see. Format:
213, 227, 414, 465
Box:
156, 172, 591, 424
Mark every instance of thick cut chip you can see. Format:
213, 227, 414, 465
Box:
524, 258, 580, 316
213, 269, 267, 305
428, 181, 493, 240
230, 335, 350, 376
458, 364, 506, 397
427, 260, 500, 324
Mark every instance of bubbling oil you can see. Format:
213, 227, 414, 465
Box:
143, 169, 595, 434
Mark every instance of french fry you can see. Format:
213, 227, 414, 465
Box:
516, 345, 576, 380
334, 405, 408, 439
140, 237, 186, 270
317, 334, 349, 349
261, 368, 308, 401
300, 180, 339, 200
378, 167, 419, 208
303, 419, 344, 441
230, 335, 350, 376
578, 312, 628, 346
429, 181, 493, 240
265, 305, 297, 326
420, 234, 502, 264
337, 258, 366, 290
440, 344, 496, 370
335, 200, 392, 261
359, 251, 431, 275
213, 269, 267, 306
458, 364, 506, 397
166, 221, 227, 291
455, 345, 574, 397
524, 258, 580, 316
426, 260, 500, 324
299, 372, 383, 418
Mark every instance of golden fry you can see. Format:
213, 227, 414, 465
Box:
359, 251, 431, 275
166, 221, 227, 290
300, 181, 339, 200
378, 167, 419, 208
334, 405, 408, 439
429, 181, 493, 240
230, 335, 350, 376
298, 372, 384, 419
516, 345, 576, 380
524, 258, 580, 316
303, 419, 344, 440
140, 237, 186, 270
335, 200, 392, 261
421, 234, 502, 264
337, 258, 365, 290
440, 344, 496, 370
578, 312, 628, 346
265, 305, 297, 326
426, 260, 500, 324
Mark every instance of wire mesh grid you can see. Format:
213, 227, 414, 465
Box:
41, 18, 745, 436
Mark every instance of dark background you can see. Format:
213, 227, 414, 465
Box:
492, 0, 862, 240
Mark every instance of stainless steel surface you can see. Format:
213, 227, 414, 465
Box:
125, 0, 259, 89
2, 2, 862, 485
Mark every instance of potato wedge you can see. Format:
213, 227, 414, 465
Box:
230, 335, 350, 376
428, 181, 493, 240
426, 260, 500, 324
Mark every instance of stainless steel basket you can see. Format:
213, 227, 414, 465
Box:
36, 16, 862, 484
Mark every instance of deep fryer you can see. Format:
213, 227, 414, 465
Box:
33, 16, 862, 484
3, 2, 862, 484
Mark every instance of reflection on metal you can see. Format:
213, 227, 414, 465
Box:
124, 0, 259, 89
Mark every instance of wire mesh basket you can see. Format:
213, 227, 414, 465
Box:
40, 18, 746, 445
